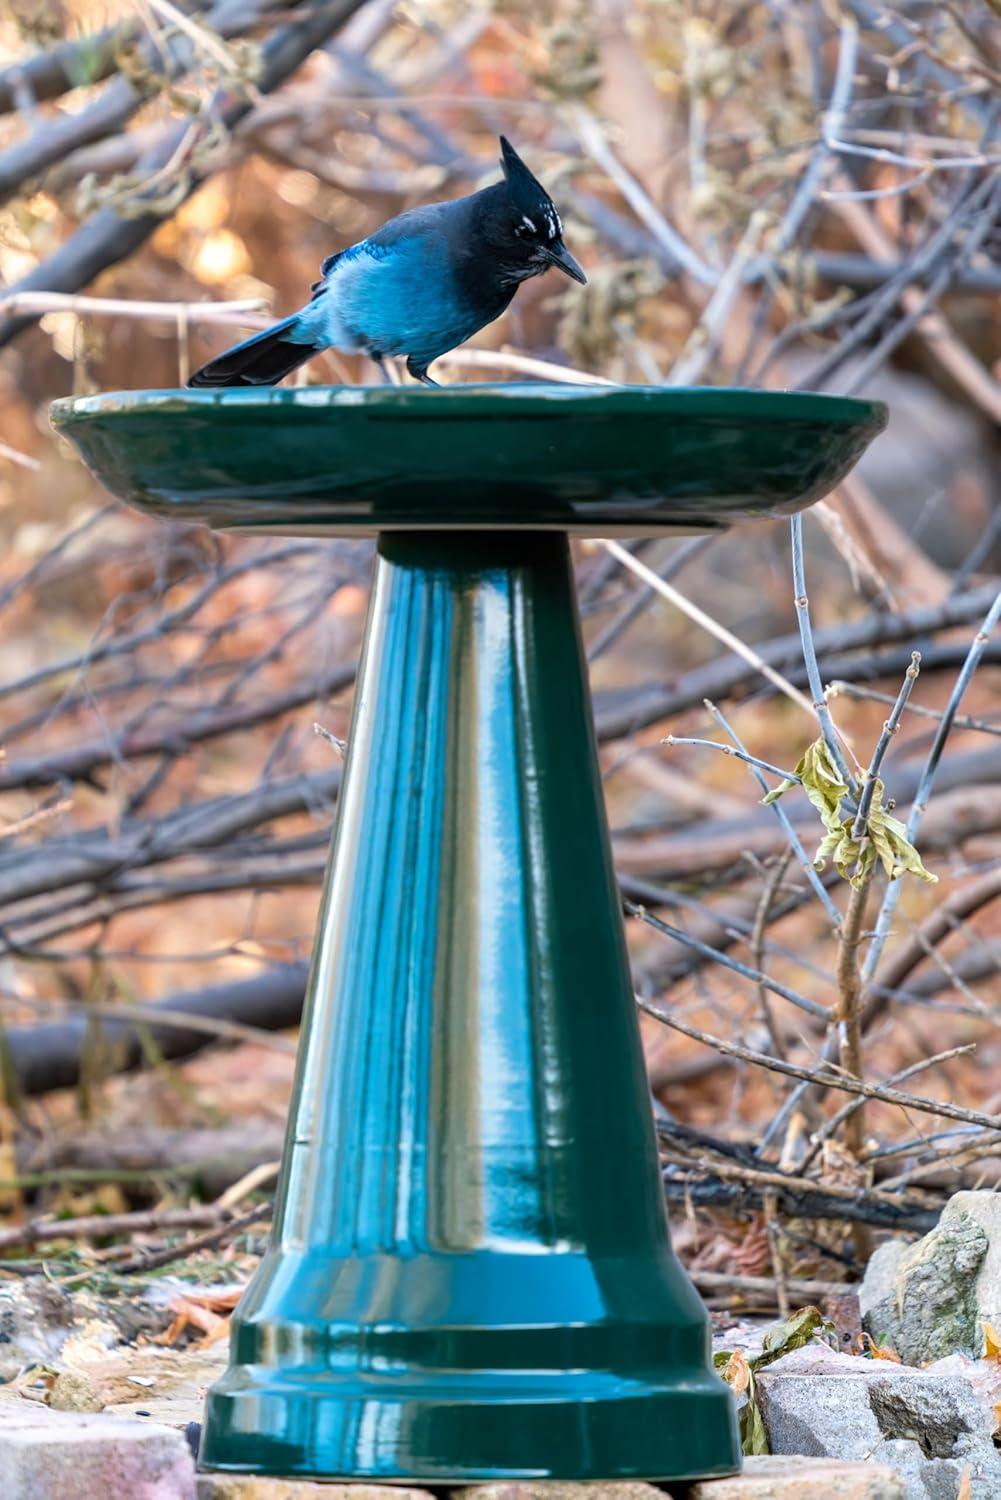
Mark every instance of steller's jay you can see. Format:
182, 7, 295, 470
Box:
188, 137, 586, 390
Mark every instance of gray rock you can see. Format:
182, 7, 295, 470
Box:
870, 1440, 965, 1500
925, 1352, 1001, 1437
0, 1282, 89, 1382
0, 1276, 174, 1383
680, 1454, 905, 1498
860, 1191, 1001, 1363
756, 1345, 1001, 1500
712, 1320, 771, 1363
859, 1238, 908, 1328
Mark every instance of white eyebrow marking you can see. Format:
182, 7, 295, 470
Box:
521, 215, 536, 232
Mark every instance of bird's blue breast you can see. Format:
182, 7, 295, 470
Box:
293, 230, 510, 363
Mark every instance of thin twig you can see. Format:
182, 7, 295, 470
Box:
688, 1268, 851, 1301
790, 513, 859, 789
11, 994, 298, 1055
587, 536, 716, 664
830, 680, 1001, 739
0, 291, 270, 324
851, 653, 921, 839
705, 701, 843, 929
433, 347, 615, 384
663, 735, 800, 785
669, 211, 768, 385
639, 1000, 1001, 1131
600, 538, 815, 718
752, 852, 794, 1062
0, 1204, 229, 1253
763, 1189, 791, 1319
146, 0, 261, 91
573, 104, 717, 286
113, 1200, 271, 1276
0, 439, 40, 471
865, 590, 1001, 980
835, 877, 873, 1265
627, 901, 831, 1021
770, 16, 859, 254
801, 1046, 978, 1176
812, 499, 893, 603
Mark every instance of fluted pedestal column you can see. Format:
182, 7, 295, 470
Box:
200, 531, 739, 1480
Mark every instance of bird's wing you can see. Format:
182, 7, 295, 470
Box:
309, 195, 486, 298
310, 248, 345, 299
307, 213, 440, 299
363, 196, 491, 255
364, 202, 452, 249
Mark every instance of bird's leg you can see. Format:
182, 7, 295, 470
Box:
369, 353, 393, 385
406, 357, 440, 387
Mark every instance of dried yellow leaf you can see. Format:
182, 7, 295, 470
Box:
762, 737, 936, 888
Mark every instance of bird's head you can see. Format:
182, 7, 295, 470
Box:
485, 136, 587, 287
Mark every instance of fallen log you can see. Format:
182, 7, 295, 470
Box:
7, 962, 308, 1096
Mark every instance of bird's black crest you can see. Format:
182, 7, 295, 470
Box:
498, 136, 563, 242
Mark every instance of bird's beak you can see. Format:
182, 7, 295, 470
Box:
545, 241, 587, 284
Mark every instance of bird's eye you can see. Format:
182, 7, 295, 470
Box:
514, 218, 536, 240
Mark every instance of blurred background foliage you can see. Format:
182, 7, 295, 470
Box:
0, 0, 998, 1302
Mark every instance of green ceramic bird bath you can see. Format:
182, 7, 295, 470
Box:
51, 383, 886, 1483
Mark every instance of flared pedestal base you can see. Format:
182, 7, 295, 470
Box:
198, 533, 739, 1482
201, 1242, 735, 1476
201, 1244, 738, 1479
202, 1364, 736, 1481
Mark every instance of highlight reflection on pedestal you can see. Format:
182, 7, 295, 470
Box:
52, 384, 886, 1482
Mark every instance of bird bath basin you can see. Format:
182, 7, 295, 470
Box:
52, 383, 883, 534
52, 383, 886, 1483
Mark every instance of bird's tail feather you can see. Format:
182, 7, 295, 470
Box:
187, 314, 316, 388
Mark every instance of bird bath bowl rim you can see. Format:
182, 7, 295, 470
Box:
51, 380, 886, 420
51, 382, 887, 538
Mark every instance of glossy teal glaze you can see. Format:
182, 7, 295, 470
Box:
200, 532, 739, 1479
52, 385, 888, 1482
50, 383, 886, 535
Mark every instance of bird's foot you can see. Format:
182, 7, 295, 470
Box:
406, 358, 439, 387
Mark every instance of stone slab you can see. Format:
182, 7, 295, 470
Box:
0, 1400, 195, 1499
679, 1454, 905, 1497
197, 1484, 437, 1500
451, 1486, 666, 1500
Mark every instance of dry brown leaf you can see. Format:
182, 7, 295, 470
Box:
719, 1347, 752, 1398
153, 1285, 245, 1346
169, 1283, 244, 1312
861, 1331, 902, 1363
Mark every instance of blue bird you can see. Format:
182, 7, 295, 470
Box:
188, 137, 586, 390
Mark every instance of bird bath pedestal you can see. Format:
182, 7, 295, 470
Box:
52, 384, 885, 1484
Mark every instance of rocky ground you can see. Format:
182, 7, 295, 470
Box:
3, 1189, 1001, 1499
